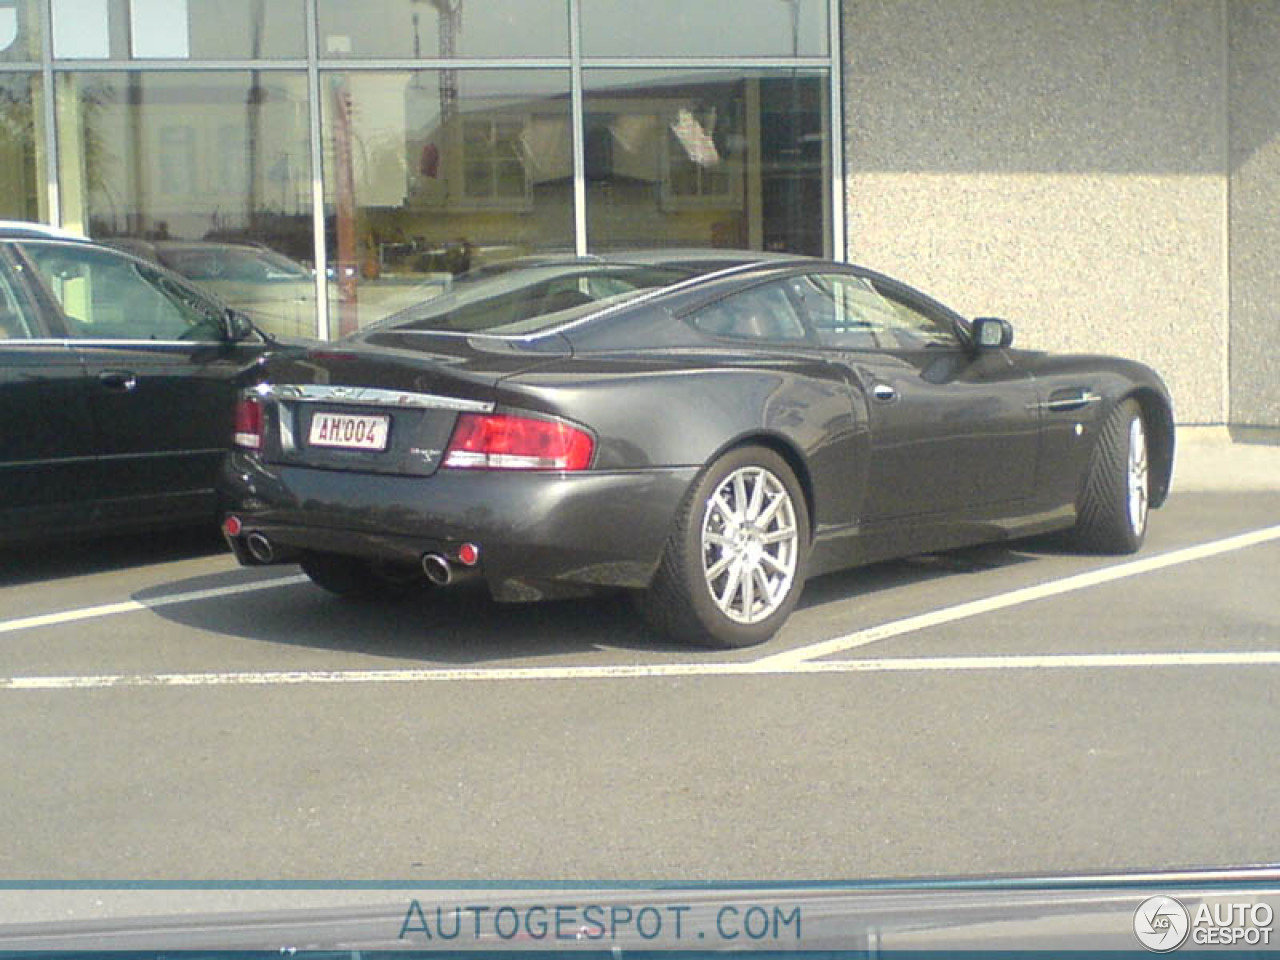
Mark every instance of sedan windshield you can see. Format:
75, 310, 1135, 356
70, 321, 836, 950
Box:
374, 264, 693, 336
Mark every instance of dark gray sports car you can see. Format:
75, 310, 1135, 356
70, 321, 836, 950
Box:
219, 253, 1174, 647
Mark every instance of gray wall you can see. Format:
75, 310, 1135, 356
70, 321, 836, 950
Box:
842, 0, 1250, 427
1228, 3, 1280, 432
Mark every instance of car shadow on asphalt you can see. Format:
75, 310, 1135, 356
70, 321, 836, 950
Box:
0, 526, 228, 587
137, 539, 1046, 665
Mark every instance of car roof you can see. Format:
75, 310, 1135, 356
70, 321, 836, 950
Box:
461, 248, 803, 277
0, 221, 90, 242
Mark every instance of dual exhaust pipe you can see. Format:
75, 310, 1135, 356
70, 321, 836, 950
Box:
421, 552, 452, 586
226, 516, 477, 586
422, 541, 480, 586
245, 532, 275, 564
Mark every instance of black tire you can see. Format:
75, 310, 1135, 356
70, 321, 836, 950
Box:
642, 445, 810, 648
1072, 398, 1149, 554
299, 551, 427, 601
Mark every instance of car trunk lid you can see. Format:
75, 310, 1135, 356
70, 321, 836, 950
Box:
255, 332, 570, 477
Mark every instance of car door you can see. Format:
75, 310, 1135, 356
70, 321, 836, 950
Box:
788, 271, 1041, 523
16, 240, 269, 527
0, 246, 97, 540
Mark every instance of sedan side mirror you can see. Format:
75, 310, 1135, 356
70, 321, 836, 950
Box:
972, 316, 1014, 349
222, 308, 256, 342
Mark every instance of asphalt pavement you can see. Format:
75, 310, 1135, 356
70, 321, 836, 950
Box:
0, 438, 1277, 882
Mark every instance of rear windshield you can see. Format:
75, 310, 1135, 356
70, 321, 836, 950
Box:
376, 264, 693, 336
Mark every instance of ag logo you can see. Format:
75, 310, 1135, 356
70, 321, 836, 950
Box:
1134, 895, 1190, 952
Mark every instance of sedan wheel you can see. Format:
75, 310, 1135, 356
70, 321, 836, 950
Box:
643, 446, 809, 647
1072, 398, 1149, 554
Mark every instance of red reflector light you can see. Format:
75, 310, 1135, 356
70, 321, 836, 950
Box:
457, 542, 480, 566
223, 515, 243, 537
234, 396, 263, 450
443, 413, 594, 471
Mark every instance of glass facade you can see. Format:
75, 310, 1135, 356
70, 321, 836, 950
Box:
8, 0, 840, 338
0, 72, 45, 220
320, 69, 575, 334
583, 69, 831, 256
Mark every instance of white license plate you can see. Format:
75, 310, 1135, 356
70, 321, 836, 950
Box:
308, 412, 390, 451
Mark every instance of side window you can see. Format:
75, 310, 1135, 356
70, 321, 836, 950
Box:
20, 243, 224, 342
792, 273, 959, 350
0, 259, 38, 341
689, 281, 807, 342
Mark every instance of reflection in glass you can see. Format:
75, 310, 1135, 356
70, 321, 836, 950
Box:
317, 0, 568, 60
583, 69, 830, 257
0, 73, 46, 221
320, 70, 574, 334
50, 0, 305, 60
581, 0, 827, 57
55, 71, 316, 336
0, 0, 40, 62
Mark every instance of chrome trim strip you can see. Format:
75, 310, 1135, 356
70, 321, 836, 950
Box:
277, 402, 298, 452
262, 384, 494, 413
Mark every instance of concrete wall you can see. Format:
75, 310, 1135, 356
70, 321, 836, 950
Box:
1228, 3, 1280, 433
842, 0, 1231, 425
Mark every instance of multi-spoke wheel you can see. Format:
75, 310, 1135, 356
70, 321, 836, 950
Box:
1072, 398, 1150, 554
643, 446, 809, 647
701, 464, 801, 625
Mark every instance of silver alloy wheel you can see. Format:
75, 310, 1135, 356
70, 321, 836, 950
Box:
701, 465, 799, 625
1127, 415, 1149, 537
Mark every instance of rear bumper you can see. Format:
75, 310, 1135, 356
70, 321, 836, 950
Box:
219, 453, 698, 600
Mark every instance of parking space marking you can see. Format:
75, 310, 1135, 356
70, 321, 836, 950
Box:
0, 523, 1276, 691
753, 523, 1280, 668
0, 575, 309, 636
3, 650, 1279, 690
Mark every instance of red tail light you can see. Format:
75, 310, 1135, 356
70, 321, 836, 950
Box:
234, 396, 264, 450
443, 413, 594, 471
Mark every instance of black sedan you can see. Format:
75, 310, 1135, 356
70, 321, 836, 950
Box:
0, 223, 274, 544
220, 254, 1174, 647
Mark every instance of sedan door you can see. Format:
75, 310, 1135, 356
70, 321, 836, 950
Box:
0, 249, 96, 540
788, 272, 1041, 523
16, 240, 269, 527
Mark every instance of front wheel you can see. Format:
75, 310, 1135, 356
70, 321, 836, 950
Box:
1072, 398, 1150, 554
642, 446, 809, 648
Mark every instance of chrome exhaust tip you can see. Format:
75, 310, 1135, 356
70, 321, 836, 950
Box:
245, 532, 275, 564
421, 552, 452, 586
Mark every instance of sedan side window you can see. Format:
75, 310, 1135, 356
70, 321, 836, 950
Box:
0, 261, 37, 340
21, 243, 224, 342
689, 281, 807, 342
792, 273, 959, 350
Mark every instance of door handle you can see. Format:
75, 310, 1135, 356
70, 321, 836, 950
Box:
871, 383, 897, 402
1043, 389, 1099, 412
99, 370, 138, 392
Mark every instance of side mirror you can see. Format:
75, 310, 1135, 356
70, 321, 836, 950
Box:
972, 316, 1014, 349
222, 308, 255, 342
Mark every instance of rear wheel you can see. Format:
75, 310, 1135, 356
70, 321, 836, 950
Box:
643, 445, 809, 648
1072, 398, 1149, 554
299, 551, 427, 601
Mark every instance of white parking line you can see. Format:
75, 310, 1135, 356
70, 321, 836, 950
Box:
0, 523, 1277, 692
0, 575, 309, 636
3, 650, 1279, 690
753, 523, 1280, 668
